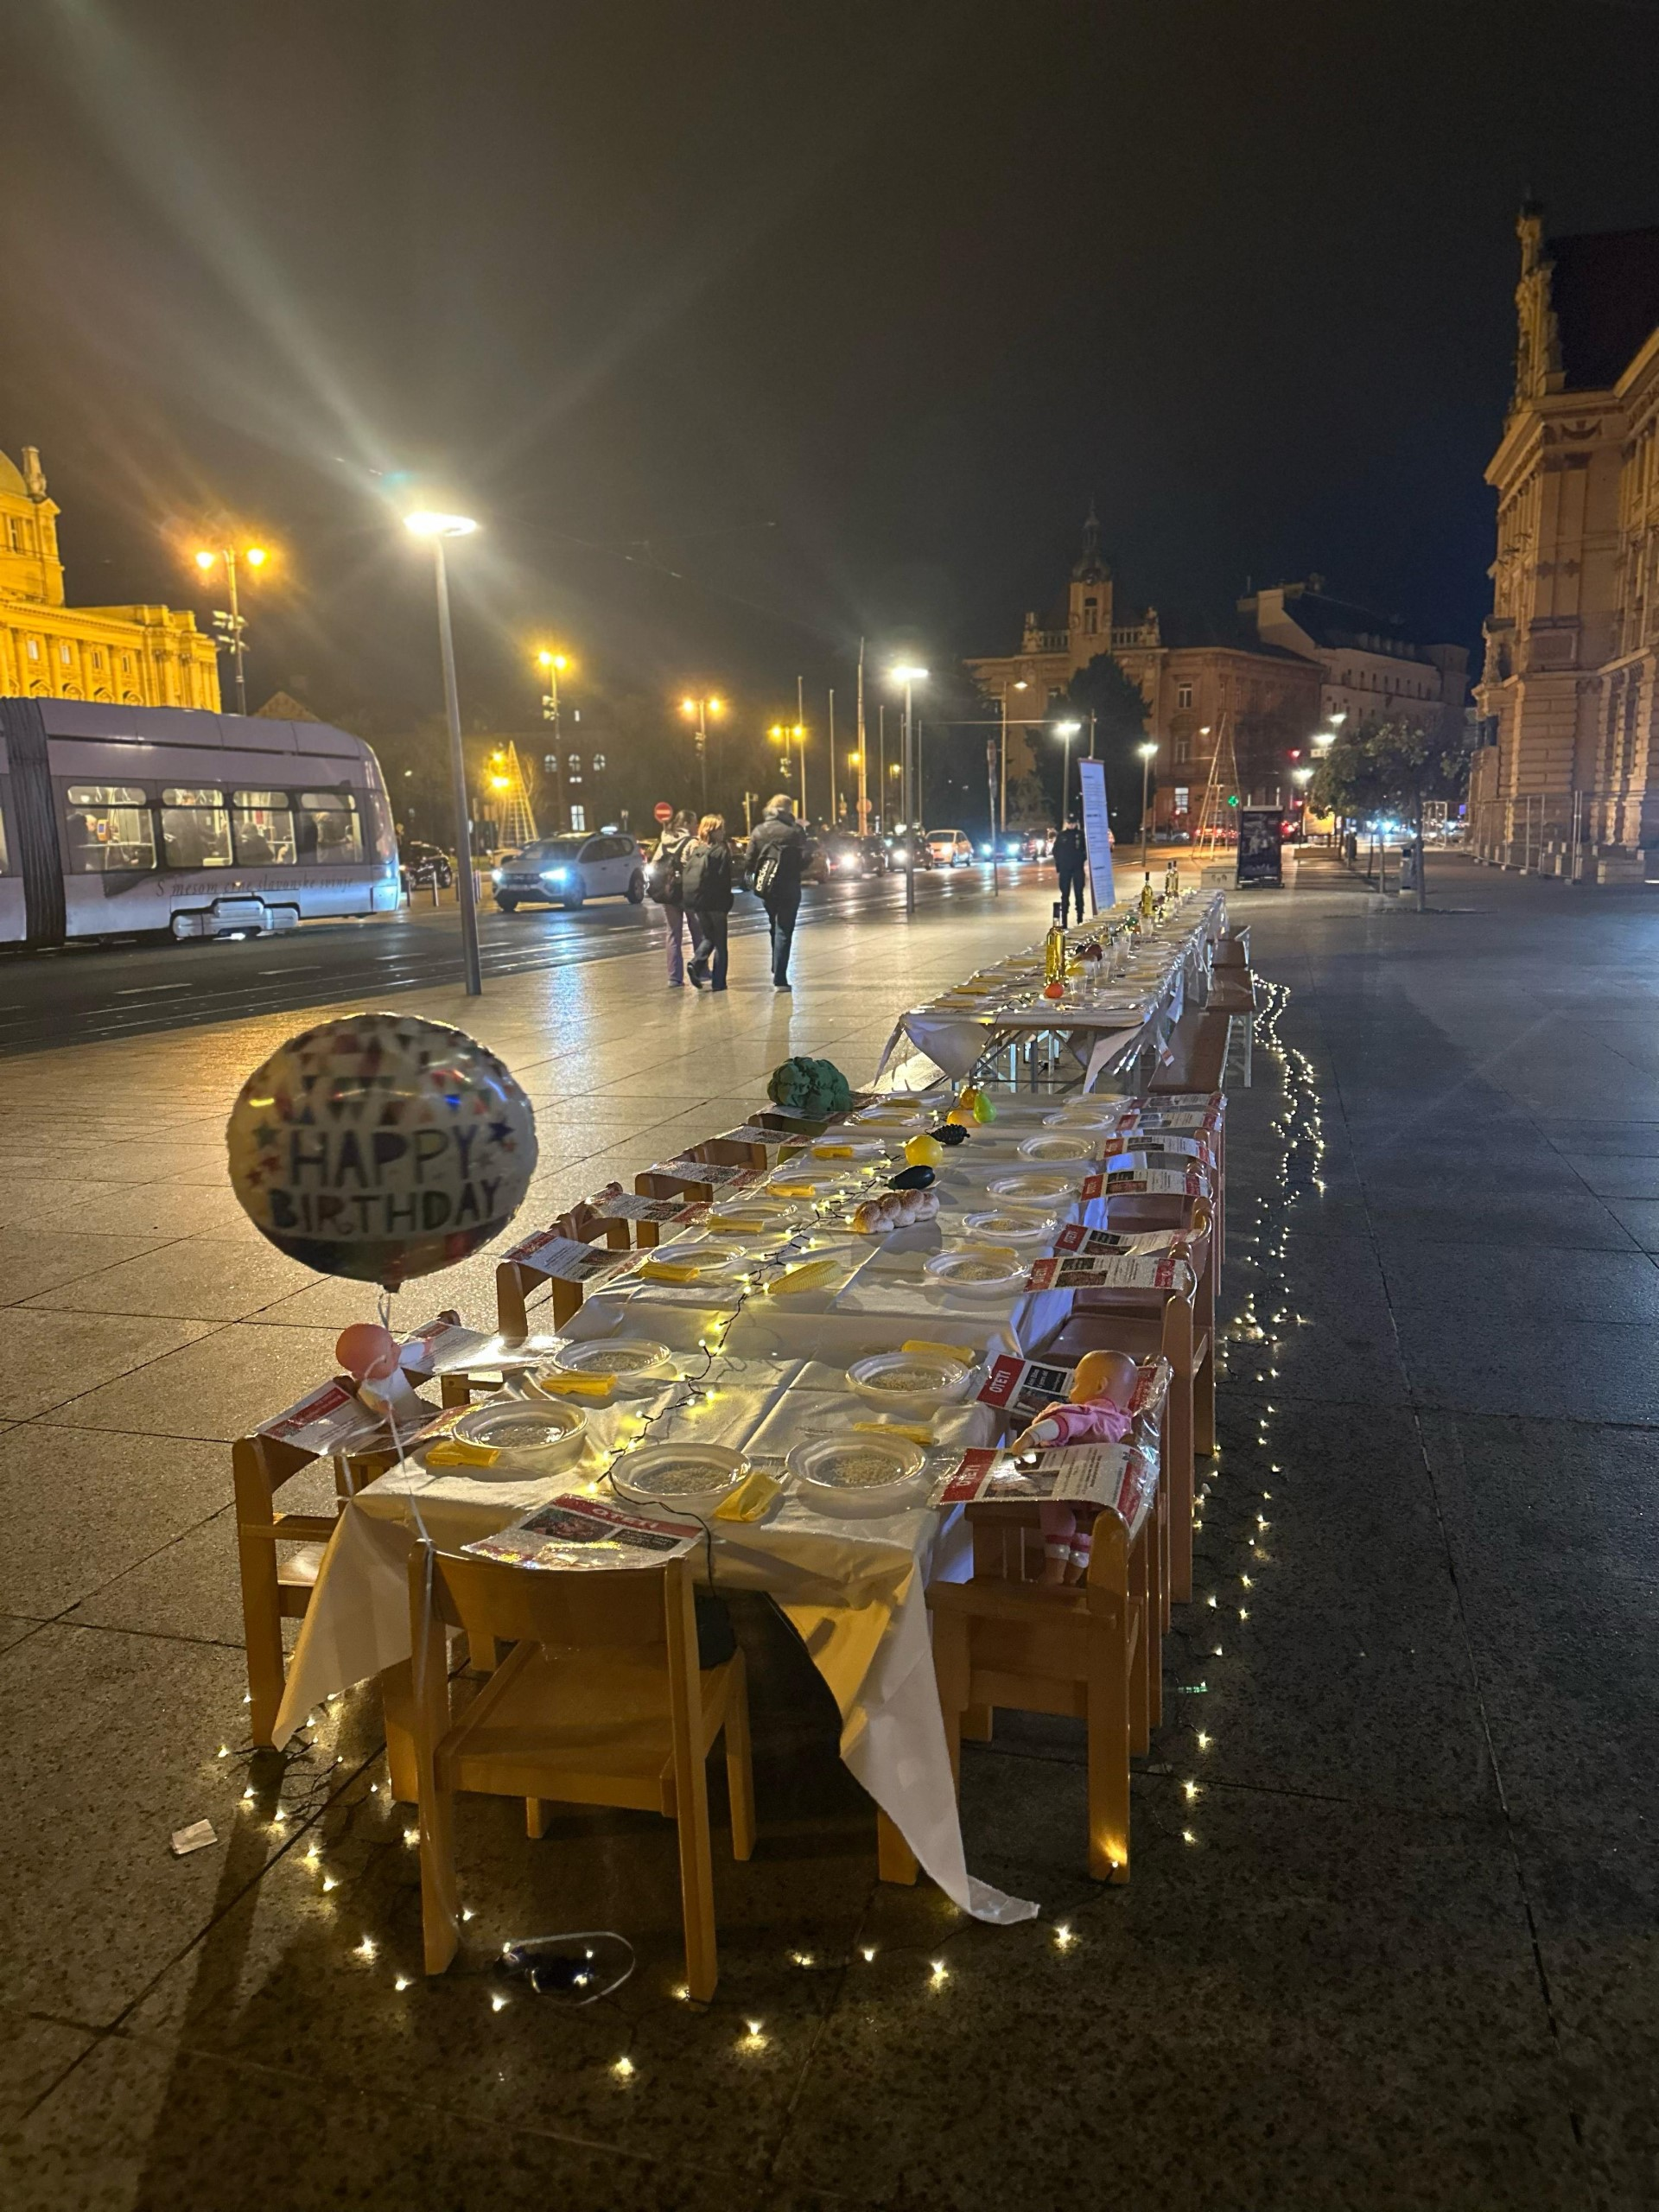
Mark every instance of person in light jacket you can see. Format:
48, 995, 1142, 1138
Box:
651, 809, 698, 985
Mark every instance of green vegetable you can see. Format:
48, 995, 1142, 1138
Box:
766, 1056, 853, 1119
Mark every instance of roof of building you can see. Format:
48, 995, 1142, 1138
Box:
0, 449, 27, 499
1549, 226, 1659, 391
1158, 606, 1314, 665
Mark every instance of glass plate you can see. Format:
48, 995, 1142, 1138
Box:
846, 1350, 973, 1411
452, 1397, 587, 1465
546, 1338, 672, 1379
787, 1432, 928, 1517
923, 1250, 1027, 1297
609, 1442, 749, 1512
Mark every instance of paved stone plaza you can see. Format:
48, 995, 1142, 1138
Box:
2, 855, 1656, 2209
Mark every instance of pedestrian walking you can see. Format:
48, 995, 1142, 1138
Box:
648, 809, 699, 986
1052, 812, 1087, 928
683, 814, 734, 991
746, 792, 811, 990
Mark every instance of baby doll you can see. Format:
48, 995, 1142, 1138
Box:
1010, 1349, 1140, 1584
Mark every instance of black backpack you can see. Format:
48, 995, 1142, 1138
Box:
648, 833, 685, 904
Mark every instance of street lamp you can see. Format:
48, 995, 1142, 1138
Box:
1052, 719, 1083, 823
996, 678, 1029, 836
193, 540, 270, 716
680, 694, 725, 812
890, 666, 928, 916
1138, 738, 1159, 868
404, 510, 482, 997
534, 649, 574, 826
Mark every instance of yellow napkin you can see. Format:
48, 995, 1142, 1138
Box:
424, 1439, 500, 1469
769, 1181, 818, 1198
812, 1144, 855, 1159
639, 1259, 699, 1284
901, 1338, 976, 1364
528, 1372, 614, 1400
713, 1467, 784, 1522
853, 1420, 934, 1446
770, 1258, 843, 1295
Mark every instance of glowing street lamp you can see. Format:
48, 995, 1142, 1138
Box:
1138, 738, 1159, 868
1052, 719, 1083, 820
889, 666, 928, 915
404, 510, 482, 995
680, 694, 725, 811
192, 540, 270, 716
534, 650, 575, 825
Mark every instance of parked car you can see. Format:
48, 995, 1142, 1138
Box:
492, 832, 646, 912
926, 827, 976, 867
399, 840, 454, 894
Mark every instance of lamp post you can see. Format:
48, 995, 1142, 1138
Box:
193, 541, 268, 716
536, 649, 571, 828
1138, 738, 1159, 868
998, 678, 1027, 836
679, 694, 725, 814
404, 510, 482, 997
891, 666, 928, 916
1052, 718, 1082, 825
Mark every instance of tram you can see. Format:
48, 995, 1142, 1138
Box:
0, 697, 401, 948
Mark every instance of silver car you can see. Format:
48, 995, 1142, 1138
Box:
492, 832, 646, 912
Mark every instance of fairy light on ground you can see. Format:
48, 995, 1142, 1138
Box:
613, 2056, 635, 2080
354, 1936, 377, 1961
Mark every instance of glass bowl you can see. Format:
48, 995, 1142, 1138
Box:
787, 1432, 929, 1518
846, 1349, 975, 1414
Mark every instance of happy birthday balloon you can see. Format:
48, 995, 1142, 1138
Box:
227, 1013, 537, 1287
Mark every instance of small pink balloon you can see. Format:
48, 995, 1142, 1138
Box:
336, 1322, 399, 1382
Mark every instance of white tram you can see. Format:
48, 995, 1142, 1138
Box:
0, 698, 401, 947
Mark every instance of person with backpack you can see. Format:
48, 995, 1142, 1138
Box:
683, 814, 735, 991
746, 793, 811, 990
648, 809, 698, 985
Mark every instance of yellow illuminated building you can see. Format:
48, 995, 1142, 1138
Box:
0, 443, 220, 709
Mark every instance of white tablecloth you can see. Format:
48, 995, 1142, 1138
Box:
274, 1342, 1037, 1926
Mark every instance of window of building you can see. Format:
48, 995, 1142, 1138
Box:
299, 790, 363, 863
26, 638, 39, 661
65, 784, 156, 873
161, 786, 232, 869
592, 752, 607, 771
569, 804, 587, 832
1176, 683, 1193, 709
1083, 596, 1098, 635
231, 789, 296, 866
1174, 732, 1191, 766
5, 518, 18, 551
121, 653, 132, 673
59, 644, 72, 666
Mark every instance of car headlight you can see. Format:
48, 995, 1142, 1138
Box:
893, 846, 909, 861
543, 868, 567, 881
491, 869, 503, 884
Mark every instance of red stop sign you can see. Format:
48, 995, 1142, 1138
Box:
653, 801, 673, 823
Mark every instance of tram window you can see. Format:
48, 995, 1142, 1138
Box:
231, 789, 296, 866
65, 784, 156, 873
299, 791, 363, 863
160, 786, 232, 869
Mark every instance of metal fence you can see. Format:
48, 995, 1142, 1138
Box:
1467, 792, 1588, 877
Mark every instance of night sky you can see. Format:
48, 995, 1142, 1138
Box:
3, 0, 1658, 744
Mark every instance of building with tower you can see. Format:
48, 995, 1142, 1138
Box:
1471, 209, 1659, 880
965, 509, 1321, 830
0, 444, 219, 710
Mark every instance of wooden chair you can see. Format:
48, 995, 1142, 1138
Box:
930, 1451, 1160, 1881
1033, 1205, 1213, 1604
495, 1198, 632, 1341
407, 1544, 754, 1999
233, 1331, 480, 1746
1148, 1006, 1232, 1095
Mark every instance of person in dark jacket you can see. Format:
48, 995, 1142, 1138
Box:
683, 814, 735, 991
745, 794, 811, 989
1052, 813, 1088, 927
651, 809, 697, 984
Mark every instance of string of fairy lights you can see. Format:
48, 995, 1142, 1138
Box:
207, 934, 1323, 2064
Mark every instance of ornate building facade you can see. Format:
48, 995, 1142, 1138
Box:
966, 511, 1322, 827
1471, 211, 1659, 880
0, 445, 220, 709
1240, 579, 1466, 745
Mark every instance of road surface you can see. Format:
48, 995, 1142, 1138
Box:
0, 861, 1058, 1056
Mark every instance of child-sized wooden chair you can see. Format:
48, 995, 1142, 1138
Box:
494, 1198, 633, 1341
407, 1544, 754, 1999
929, 1447, 1160, 1881
1034, 1211, 1212, 1605
234, 1325, 478, 1747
